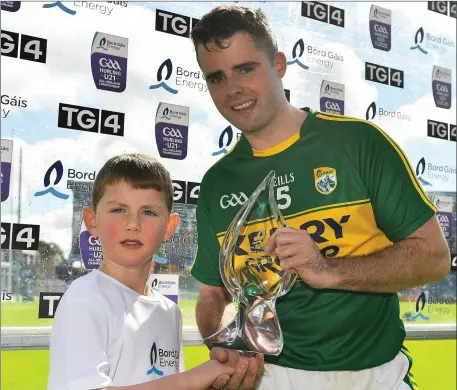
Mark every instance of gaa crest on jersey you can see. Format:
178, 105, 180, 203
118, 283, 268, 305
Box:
314, 167, 337, 195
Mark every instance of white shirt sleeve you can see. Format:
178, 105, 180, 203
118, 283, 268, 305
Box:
177, 307, 186, 373
47, 294, 112, 390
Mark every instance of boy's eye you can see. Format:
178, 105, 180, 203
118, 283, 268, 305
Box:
111, 208, 125, 213
143, 210, 156, 216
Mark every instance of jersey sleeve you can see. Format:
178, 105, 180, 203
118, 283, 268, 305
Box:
47, 294, 112, 390
355, 121, 437, 242
190, 174, 224, 287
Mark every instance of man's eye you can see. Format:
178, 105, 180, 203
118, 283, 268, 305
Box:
240, 67, 254, 74
111, 208, 125, 213
210, 75, 224, 84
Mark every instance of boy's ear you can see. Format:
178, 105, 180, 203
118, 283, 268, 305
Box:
83, 207, 98, 237
163, 213, 180, 241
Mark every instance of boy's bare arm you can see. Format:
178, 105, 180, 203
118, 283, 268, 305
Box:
98, 359, 233, 390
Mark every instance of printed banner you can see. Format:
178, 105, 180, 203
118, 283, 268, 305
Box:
148, 274, 180, 304
433, 194, 454, 213
320, 81, 345, 115
1, 139, 13, 202
155, 103, 189, 160
91, 32, 128, 93
1, 1, 21, 12
428, 192, 456, 256
369, 5, 392, 52
432, 66, 452, 109
79, 218, 103, 269
437, 211, 453, 239
434, 194, 454, 240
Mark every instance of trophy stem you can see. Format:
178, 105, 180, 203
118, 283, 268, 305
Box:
203, 297, 284, 356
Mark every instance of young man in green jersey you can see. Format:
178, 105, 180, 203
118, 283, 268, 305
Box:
190, 5, 451, 390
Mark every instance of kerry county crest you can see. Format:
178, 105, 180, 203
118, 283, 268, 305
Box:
314, 167, 337, 195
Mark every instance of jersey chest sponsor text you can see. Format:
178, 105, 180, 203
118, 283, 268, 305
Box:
217, 200, 391, 278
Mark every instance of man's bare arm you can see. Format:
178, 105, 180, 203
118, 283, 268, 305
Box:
327, 216, 451, 292
196, 284, 233, 339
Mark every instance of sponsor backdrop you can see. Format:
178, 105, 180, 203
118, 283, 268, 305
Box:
1, 1, 456, 328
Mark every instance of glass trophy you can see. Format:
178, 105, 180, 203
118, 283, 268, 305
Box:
203, 171, 297, 355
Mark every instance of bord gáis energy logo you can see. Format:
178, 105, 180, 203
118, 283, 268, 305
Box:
287, 39, 309, 70
410, 27, 428, 54
147, 342, 164, 376
412, 291, 430, 321
34, 160, 69, 199
42, 1, 76, 15
212, 126, 241, 156
149, 59, 177, 94
415, 157, 432, 187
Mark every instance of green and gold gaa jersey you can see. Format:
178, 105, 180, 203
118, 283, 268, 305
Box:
191, 108, 436, 371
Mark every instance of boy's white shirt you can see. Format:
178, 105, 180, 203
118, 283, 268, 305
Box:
47, 269, 185, 390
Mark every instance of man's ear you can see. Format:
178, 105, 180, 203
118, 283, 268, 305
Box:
275, 51, 287, 79
163, 213, 180, 241
83, 207, 98, 237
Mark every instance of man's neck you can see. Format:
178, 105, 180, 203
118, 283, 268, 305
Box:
243, 104, 307, 151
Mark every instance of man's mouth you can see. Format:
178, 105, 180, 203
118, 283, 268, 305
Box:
232, 100, 256, 112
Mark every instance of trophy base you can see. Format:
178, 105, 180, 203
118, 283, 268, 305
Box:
203, 298, 283, 356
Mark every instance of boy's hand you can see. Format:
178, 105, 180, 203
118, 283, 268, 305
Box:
210, 348, 264, 389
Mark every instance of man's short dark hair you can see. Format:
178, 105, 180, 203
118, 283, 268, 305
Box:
191, 5, 278, 63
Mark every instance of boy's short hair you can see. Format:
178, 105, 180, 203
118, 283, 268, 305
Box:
92, 153, 173, 212
191, 5, 278, 64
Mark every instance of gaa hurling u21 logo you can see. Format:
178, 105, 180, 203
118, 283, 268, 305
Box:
369, 5, 392, 51
432, 66, 452, 109
319, 81, 344, 115
155, 103, 189, 160
91, 32, 128, 93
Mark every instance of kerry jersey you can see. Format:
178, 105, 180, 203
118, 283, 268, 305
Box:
191, 108, 436, 371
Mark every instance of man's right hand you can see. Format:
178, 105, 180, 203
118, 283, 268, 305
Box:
210, 348, 264, 390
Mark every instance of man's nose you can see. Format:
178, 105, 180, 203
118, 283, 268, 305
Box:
226, 75, 244, 99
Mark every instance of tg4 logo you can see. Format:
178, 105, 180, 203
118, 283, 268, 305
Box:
1, 30, 47, 63
365, 62, 404, 88
172, 180, 200, 205
1, 222, 40, 250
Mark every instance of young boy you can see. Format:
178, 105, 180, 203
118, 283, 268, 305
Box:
47, 153, 235, 390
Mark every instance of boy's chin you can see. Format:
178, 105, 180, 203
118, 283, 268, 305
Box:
110, 256, 154, 269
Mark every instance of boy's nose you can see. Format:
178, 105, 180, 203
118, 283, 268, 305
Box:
125, 215, 141, 231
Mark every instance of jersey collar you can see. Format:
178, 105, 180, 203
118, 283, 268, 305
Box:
248, 107, 314, 157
